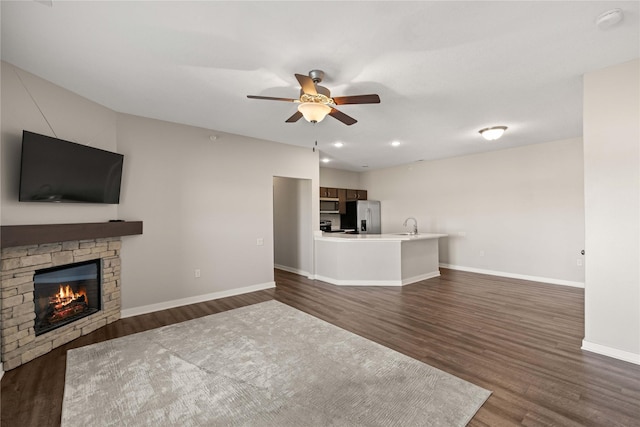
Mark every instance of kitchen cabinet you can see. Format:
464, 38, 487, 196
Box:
338, 189, 347, 214
320, 187, 339, 198
320, 187, 367, 215
346, 189, 367, 200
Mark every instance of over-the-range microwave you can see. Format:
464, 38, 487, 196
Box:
320, 200, 339, 213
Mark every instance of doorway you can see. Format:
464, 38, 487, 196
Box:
273, 177, 313, 277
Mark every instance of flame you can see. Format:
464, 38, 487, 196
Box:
51, 284, 88, 308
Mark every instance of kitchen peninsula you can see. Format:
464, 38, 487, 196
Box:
314, 232, 447, 286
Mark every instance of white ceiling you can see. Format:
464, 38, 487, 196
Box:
2, 1, 639, 171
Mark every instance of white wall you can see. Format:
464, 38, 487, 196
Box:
1, 61, 118, 224
583, 59, 639, 364
1, 61, 320, 316
360, 138, 585, 286
273, 176, 313, 277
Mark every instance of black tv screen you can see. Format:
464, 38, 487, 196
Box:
19, 131, 124, 204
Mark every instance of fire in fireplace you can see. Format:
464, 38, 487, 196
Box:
33, 259, 102, 336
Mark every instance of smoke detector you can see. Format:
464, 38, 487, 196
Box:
596, 9, 624, 30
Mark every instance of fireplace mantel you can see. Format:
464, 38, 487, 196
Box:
1, 221, 143, 247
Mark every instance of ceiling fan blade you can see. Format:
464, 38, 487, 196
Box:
295, 74, 317, 96
247, 95, 297, 102
329, 108, 357, 126
285, 111, 303, 123
332, 94, 381, 105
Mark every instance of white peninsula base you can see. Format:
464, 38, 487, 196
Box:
314, 232, 447, 286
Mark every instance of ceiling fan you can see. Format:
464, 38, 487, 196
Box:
247, 70, 380, 126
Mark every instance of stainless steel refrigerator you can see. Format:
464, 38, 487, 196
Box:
340, 200, 381, 234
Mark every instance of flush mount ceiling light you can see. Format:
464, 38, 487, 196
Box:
333, 141, 344, 148
596, 8, 623, 30
321, 158, 331, 163
391, 141, 401, 147
479, 126, 508, 141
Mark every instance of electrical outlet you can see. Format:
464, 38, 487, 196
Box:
457, 231, 466, 237
256, 238, 264, 246
479, 250, 485, 257
195, 269, 201, 278
577, 259, 583, 266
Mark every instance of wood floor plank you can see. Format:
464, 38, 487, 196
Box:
2, 268, 640, 426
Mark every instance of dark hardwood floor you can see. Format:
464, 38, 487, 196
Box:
2, 268, 639, 426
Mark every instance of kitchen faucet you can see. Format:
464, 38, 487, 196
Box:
403, 217, 418, 235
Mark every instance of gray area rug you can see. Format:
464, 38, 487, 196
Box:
62, 300, 490, 426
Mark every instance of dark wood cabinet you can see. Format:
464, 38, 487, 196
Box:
320, 187, 367, 215
320, 187, 339, 198
338, 189, 347, 214
346, 189, 367, 200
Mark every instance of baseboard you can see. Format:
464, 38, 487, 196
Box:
401, 270, 441, 285
314, 275, 402, 286
274, 264, 312, 279
440, 264, 584, 288
121, 281, 276, 318
313, 270, 440, 287
582, 340, 640, 365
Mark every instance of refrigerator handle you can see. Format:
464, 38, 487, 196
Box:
361, 208, 371, 232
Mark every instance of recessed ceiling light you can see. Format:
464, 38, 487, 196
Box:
479, 126, 507, 141
321, 158, 330, 163
391, 141, 401, 147
333, 142, 344, 148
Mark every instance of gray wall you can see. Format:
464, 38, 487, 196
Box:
1, 61, 320, 316
359, 138, 585, 286
1, 61, 119, 224
583, 59, 639, 363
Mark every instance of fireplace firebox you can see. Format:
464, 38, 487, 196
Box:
33, 259, 102, 336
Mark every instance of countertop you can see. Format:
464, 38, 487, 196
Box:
315, 232, 447, 242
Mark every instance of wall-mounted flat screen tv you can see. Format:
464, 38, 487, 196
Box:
19, 131, 124, 204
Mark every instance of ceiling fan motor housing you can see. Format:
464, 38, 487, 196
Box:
308, 69, 325, 83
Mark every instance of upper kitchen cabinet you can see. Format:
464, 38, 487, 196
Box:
319, 187, 367, 215
346, 189, 367, 200
320, 187, 339, 199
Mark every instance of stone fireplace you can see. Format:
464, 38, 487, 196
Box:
33, 259, 102, 336
1, 238, 121, 370
0, 221, 142, 371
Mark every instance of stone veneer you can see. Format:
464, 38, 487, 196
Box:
0, 238, 122, 370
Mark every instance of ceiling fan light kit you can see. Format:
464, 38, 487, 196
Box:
479, 126, 508, 141
298, 102, 332, 123
247, 70, 380, 126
